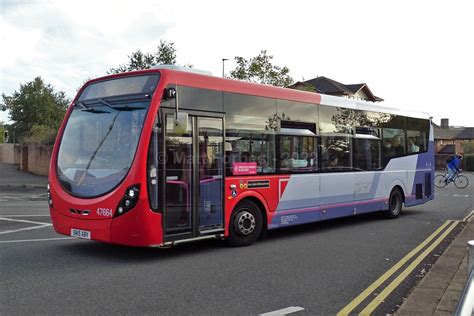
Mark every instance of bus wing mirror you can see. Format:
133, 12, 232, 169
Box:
165, 88, 176, 99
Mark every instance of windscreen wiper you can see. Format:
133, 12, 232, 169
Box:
77, 110, 121, 186
74, 101, 110, 114
74, 101, 87, 109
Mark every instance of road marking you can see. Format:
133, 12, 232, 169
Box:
453, 194, 469, 197
359, 220, 459, 315
0, 214, 50, 217
260, 306, 305, 315
337, 220, 453, 316
0, 237, 73, 244
0, 224, 52, 235
462, 210, 474, 222
0, 217, 51, 225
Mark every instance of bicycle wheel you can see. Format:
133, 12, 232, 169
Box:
435, 174, 447, 188
454, 175, 469, 189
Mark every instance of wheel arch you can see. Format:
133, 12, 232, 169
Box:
387, 180, 407, 204
227, 191, 269, 235
391, 184, 406, 203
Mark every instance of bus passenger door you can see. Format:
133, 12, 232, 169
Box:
197, 117, 224, 232
163, 113, 194, 237
162, 112, 224, 240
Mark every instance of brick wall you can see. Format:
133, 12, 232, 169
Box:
0, 143, 15, 163
1, 144, 52, 176
26, 145, 52, 176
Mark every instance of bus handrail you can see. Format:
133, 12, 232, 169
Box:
455, 240, 474, 316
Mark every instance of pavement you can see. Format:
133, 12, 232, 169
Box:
0, 162, 48, 189
0, 163, 474, 315
396, 212, 473, 315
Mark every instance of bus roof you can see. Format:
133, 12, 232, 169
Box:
87, 68, 430, 120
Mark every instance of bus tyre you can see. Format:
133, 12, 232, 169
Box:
228, 200, 263, 247
385, 188, 403, 219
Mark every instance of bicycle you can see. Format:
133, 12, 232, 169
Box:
434, 169, 469, 189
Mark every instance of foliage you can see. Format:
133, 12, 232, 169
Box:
22, 124, 58, 145
462, 141, 474, 154
0, 123, 4, 143
463, 154, 474, 171
108, 40, 177, 74
230, 50, 294, 87
292, 83, 317, 92
1, 77, 69, 144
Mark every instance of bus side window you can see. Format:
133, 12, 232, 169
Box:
278, 135, 317, 172
224, 92, 277, 176
320, 134, 353, 171
406, 117, 429, 153
382, 128, 406, 165
353, 127, 381, 171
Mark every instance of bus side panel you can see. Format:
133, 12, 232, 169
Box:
376, 156, 413, 202
319, 173, 355, 220
405, 140, 435, 207
354, 171, 388, 214
270, 174, 321, 229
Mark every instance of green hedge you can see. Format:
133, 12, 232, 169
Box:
464, 154, 474, 171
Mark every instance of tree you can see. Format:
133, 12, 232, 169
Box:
292, 83, 317, 92
0, 122, 4, 143
108, 40, 178, 74
230, 50, 294, 87
1, 77, 69, 143
463, 141, 474, 154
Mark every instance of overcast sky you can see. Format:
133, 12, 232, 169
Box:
1, 0, 473, 127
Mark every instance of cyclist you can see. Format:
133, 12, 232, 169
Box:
446, 153, 463, 183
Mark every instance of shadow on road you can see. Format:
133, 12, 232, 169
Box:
54, 209, 425, 262
264, 209, 424, 241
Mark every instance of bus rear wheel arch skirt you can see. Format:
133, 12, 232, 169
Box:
228, 199, 263, 247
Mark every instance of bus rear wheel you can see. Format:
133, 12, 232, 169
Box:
228, 200, 263, 247
385, 188, 403, 219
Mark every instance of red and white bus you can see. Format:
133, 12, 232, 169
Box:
48, 66, 434, 247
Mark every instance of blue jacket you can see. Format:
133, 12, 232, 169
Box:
448, 156, 461, 171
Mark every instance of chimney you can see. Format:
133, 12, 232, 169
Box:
440, 118, 449, 129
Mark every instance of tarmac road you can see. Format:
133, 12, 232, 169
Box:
0, 174, 473, 315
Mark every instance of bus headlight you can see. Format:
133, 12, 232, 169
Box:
47, 183, 53, 207
115, 185, 140, 217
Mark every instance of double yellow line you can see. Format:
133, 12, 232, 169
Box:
337, 220, 460, 316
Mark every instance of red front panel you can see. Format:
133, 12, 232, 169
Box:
48, 70, 168, 247
49, 180, 165, 247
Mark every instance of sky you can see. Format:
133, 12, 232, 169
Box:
1, 0, 473, 127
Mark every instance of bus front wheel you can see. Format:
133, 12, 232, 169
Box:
385, 188, 403, 219
228, 200, 263, 247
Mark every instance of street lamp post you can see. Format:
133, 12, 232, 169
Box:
222, 58, 229, 78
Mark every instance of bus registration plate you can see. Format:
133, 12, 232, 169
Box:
71, 229, 91, 239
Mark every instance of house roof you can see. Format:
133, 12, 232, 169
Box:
290, 76, 383, 102
433, 126, 464, 139
438, 144, 456, 154
346, 83, 365, 93
303, 76, 351, 95
434, 126, 474, 140
454, 127, 474, 140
